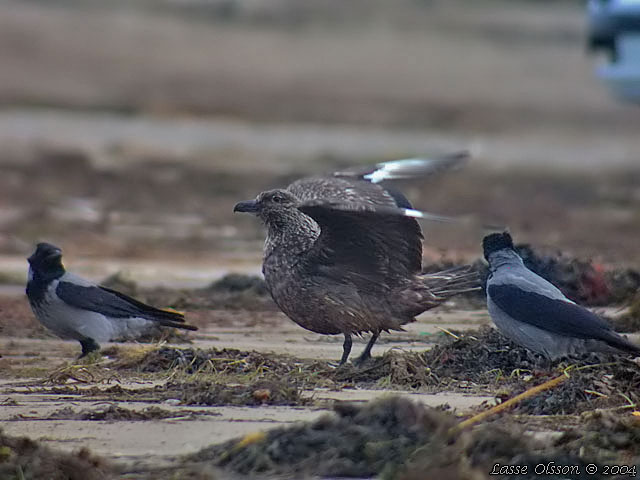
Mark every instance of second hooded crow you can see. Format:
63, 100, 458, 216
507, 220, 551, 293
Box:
484, 232, 640, 360
26, 243, 197, 357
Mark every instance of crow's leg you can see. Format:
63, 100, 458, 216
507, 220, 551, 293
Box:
354, 332, 380, 366
78, 337, 100, 358
337, 333, 353, 366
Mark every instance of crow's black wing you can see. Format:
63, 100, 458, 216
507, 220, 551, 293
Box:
488, 284, 637, 351
56, 281, 196, 330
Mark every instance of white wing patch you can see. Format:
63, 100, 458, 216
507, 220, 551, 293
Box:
401, 208, 456, 223
364, 158, 434, 184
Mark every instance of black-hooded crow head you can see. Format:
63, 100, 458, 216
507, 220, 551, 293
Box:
28, 242, 65, 280
483, 232, 514, 261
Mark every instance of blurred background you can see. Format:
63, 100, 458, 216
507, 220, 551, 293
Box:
0, 0, 639, 286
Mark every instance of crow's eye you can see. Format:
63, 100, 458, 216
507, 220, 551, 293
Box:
272, 195, 284, 203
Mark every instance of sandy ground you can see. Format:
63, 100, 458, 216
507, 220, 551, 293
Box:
0, 301, 493, 469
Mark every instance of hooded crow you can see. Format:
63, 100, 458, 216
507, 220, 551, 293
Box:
234, 153, 479, 366
26, 243, 197, 357
483, 232, 640, 360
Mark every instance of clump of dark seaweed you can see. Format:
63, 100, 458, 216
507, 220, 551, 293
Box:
40, 405, 217, 422
178, 379, 306, 407
208, 274, 268, 295
556, 410, 640, 463
111, 345, 319, 378
421, 327, 550, 385
0, 429, 113, 480
190, 396, 458, 478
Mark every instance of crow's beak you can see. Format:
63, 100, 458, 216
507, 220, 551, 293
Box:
233, 199, 259, 213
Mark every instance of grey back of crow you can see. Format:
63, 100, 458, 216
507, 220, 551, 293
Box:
483, 232, 640, 360
234, 153, 478, 365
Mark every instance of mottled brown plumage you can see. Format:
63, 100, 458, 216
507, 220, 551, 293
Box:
234, 154, 478, 365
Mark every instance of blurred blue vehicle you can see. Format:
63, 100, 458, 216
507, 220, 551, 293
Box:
587, 0, 640, 102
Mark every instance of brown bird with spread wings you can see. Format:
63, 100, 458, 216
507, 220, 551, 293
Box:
235, 153, 479, 365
